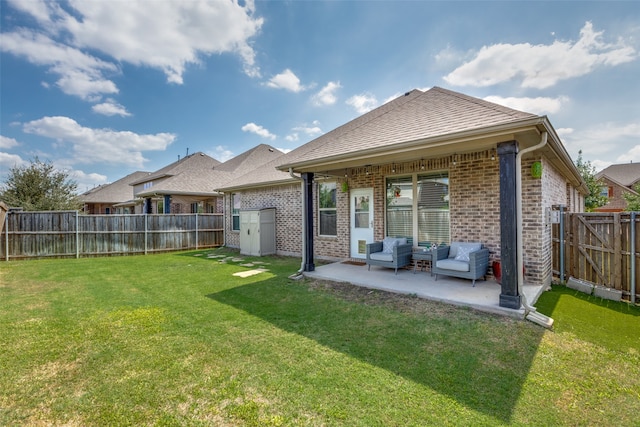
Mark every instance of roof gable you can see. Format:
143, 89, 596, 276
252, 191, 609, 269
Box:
131, 152, 221, 185
80, 171, 150, 203
215, 144, 284, 175
136, 146, 285, 196
596, 163, 640, 188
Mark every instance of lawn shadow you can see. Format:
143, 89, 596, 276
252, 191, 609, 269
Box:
207, 278, 545, 422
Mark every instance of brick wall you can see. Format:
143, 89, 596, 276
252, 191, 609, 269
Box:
224, 183, 303, 257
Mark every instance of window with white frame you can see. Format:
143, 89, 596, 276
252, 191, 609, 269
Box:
386, 172, 449, 246
232, 193, 241, 231
318, 182, 337, 236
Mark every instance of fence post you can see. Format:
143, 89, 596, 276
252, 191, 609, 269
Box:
631, 211, 637, 304
195, 213, 199, 250
75, 211, 80, 259
4, 212, 8, 262
558, 205, 566, 283
144, 214, 148, 255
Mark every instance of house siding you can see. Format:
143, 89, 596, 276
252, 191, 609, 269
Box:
595, 177, 631, 212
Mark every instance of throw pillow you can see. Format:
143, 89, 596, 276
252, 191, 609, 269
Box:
382, 237, 398, 254
454, 245, 472, 262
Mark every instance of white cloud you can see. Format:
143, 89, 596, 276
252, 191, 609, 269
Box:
212, 145, 235, 163
559, 121, 640, 170
266, 69, 306, 92
292, 125, 322, 136
71, 169, 108, 191
444, 22, 637, 89
346, 93, 378, 114
241, 122, 276, 140
1, 29, 119, 100
286, 122, 323, 142
0, 152, 26, 170
382, 92, 404, 105
0, 135, 20, 149
617, 145, 640, 164
312, 81, 341, 106
1, 0, 263, 101
92, 99, 132, 117
483, 95, 569, 114
22, 116, 176, 168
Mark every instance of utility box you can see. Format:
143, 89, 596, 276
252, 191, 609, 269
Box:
239, 208, 276, 256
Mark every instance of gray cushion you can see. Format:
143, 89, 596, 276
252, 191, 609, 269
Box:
436, 259, 471, 272
449, 242, 481, 259
454, 245, 472, 262
382, 237, 398, 254
370, 252, 394, 262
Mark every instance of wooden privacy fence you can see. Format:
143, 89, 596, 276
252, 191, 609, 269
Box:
552, 211, 639, 303
2, 211, 224, 260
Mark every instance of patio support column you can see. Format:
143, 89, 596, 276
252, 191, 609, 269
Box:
303, 172, 315, 272
498, 140, 521, 309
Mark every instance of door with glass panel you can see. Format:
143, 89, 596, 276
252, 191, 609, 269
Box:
350, 188, 374, 258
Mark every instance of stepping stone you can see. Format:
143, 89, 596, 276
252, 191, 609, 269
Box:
233, 268, 268, 278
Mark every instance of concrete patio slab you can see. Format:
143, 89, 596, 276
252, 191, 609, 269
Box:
304, 261, 547, 319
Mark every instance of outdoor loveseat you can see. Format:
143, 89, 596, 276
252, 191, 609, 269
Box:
432, 241, 489, 286
365, 237, 413, 275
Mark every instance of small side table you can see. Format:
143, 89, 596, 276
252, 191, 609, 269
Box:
412, 250, 433, 275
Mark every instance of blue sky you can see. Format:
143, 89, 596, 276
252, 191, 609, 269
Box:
1, 1, 639, 192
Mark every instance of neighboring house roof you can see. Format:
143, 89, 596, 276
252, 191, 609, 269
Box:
596, 163, 640, 188
80, 171, 150, 204
217, 155, 298, 191
134, 146, 284, 197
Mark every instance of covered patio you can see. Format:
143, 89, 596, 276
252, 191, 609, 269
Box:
304, 261, 547, 319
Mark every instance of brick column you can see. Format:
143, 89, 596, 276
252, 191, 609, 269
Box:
498, 141, 521, 309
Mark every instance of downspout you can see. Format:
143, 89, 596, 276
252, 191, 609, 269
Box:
516, 131, 551, 321
289, 168, 306, 277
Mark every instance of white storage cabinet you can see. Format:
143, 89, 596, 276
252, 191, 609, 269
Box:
239, 208, 276, 256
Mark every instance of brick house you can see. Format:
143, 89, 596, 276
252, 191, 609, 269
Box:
594, 162, 640, 212
131, 145, 283, 214
218, 87, 587, 310
80, 171, 149, 214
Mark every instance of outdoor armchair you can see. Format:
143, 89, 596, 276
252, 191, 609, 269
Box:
432, 242, 489, 286
365, 237, 413, 275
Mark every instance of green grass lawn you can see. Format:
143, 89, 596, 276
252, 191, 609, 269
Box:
1, 248, 638, 426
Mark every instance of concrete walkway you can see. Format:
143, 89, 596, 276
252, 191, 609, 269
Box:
304, 261, 547, 319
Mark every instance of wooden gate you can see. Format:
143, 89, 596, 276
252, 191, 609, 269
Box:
552, 212, 639, 303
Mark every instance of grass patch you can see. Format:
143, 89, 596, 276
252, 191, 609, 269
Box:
1, 249, 639, 426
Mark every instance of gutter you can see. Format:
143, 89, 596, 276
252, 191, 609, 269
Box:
516, 131, 554, 329
289, 168, 306, 278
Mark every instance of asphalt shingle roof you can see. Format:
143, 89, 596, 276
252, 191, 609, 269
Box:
135, 145, 285, 196
80, 171, 149, 203
280, 86, 537, 167
220, 87, 541, 191
596, 163, 640, 188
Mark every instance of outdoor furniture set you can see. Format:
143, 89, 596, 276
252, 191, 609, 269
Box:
366, 239, 489, 286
